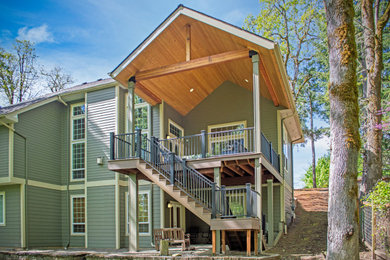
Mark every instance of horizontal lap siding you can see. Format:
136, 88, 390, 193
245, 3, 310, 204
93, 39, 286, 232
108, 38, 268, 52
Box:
87, 186, 115, 248
14, 102, 66, 185
183, 81, 253, 135
152, 105, 160, 138
27, 186, 62, 247
120, 185, 128, 248
284, 186, 293, 225
61, 189, 86, 248
87, 87, 116, 182
0, 126, 8, 178
0, 126, 9, 178
0, 185, 20, 247
273, 185, 281, 232
261, 97, 281, 154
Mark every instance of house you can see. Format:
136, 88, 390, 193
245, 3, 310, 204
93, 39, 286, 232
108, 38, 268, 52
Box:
0, 5, 303, 254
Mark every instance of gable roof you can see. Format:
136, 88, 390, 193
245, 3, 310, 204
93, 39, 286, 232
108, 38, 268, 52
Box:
0, 78, 116, 117
110, 5, 303, 143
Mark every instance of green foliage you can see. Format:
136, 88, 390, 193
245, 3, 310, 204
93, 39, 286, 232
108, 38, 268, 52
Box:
365, 181, 390, 213
0, 40, 37, 104
303, 153, 330, 188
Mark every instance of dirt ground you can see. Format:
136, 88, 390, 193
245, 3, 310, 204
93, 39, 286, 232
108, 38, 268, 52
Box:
266, 188, 371, 260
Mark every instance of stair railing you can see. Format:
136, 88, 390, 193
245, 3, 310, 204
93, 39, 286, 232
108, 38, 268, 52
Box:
110, 129, 260, 220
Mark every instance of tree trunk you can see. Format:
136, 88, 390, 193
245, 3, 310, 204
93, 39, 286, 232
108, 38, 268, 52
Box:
360, 0, 390, 195
324, 0, 360, 259
309, 94, 317, 188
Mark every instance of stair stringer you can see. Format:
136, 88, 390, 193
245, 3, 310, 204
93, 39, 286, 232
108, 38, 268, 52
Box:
137, 161, 212, 226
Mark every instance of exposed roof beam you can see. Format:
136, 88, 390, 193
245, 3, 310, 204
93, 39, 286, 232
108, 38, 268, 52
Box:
135, 82, 162, 105
259, 57, 279, 106
186, 24, 191, 61
135, 49, 250, 81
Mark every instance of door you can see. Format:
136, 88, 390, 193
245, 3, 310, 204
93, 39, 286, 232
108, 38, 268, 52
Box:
168, 201, 186, 231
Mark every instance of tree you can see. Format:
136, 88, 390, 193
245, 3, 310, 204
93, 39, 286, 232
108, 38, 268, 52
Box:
303, 153, 330, 188
0, 48, 17, 104
244, 0, 320, 100
360, 0, 390, 195
0, 40, 37, 105
41, 66, 73, 93
245, 0, 330, 187
324, 0, 360, 258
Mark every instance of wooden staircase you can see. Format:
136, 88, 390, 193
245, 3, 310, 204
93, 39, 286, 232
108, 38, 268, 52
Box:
137, 161, 212, 225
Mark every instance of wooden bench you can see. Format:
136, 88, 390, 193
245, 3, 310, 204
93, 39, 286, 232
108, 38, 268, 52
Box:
153, 228, 191, 251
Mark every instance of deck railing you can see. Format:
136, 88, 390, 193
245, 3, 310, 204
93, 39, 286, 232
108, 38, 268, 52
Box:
159, 127, 280, 172
218, 184, 259, 218
110, 129, 260, 219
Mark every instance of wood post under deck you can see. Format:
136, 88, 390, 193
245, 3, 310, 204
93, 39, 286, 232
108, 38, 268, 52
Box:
211, 218, 260, 256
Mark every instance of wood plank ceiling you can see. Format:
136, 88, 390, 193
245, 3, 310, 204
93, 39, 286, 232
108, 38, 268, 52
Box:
114, 14, 290, 115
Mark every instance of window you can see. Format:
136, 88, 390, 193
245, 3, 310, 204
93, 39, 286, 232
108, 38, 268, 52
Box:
0, 192, 4, 225
71, 196, 85, 234
126, 190, 151, 235
208, 121, 247, 155
126, 94, 150, 136
168, 119, 183, 138
71, 103, 86, 180
283, 125, 289, 172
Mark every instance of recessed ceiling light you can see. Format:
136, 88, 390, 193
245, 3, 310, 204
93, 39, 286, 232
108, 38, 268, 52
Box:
244, 79, 249, 83
189, 88, 194, 92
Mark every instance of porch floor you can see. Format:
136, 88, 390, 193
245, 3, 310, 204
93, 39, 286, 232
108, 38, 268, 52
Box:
0, 245, 280, 259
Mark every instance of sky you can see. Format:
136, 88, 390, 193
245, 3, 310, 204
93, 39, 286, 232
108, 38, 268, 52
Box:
0, 0, 329, 188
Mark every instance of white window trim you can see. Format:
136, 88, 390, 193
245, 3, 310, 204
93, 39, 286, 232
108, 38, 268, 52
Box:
125, 190, 151, 236
70, 102, 86, 182
0, 192, 5, 226
207, 121, 247, 152
168, 119, 184, 138
71, 195, 85, 236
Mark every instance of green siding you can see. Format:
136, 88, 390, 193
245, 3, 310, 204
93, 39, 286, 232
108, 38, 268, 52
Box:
27, 186, 62, 247
87, 87, 116, 182
120, 185, 128, 248
87, 186, 116, 248
65, 190, 86, 248
163, 102, 184, 138
284, 186, 293, 225
261, 98, 281, 154
152, 105, 160, 138
0, 126, 9, 178
0, 185, 21, 247
183, 81, 253, 135
119, 182, 161, 249
273, 185, 281, 232
13, 102, 67, 185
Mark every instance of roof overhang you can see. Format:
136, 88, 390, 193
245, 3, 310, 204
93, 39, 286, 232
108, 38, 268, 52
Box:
111, 5, 303, 138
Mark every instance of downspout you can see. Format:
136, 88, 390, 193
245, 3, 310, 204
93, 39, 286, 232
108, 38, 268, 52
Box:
0, 121, 28, 248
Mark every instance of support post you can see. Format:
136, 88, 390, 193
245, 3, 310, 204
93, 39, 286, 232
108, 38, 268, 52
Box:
246, 183, 252, 217
128, 78, 136, 133
182, 159, 187, 187
254, 159, 262, 253
222, 230, 226, 254
128, 173, 138, 251
221, 185, 226, 216
252, 52, 261, 154
201, 130, 207, 158
246, 230, 251, 256
151, 136, 156, 164
214, 167, 221, 254
136, 128, 142, 158
267, 179, 274, 247
110, 132, 115, 160
169, 152, 175, 185
212, 230, 216, 255
211, 183, 216, 218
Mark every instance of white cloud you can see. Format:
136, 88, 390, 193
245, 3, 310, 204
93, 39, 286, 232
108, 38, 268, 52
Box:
222, 9, 246, 26
17, 24, 54, 44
